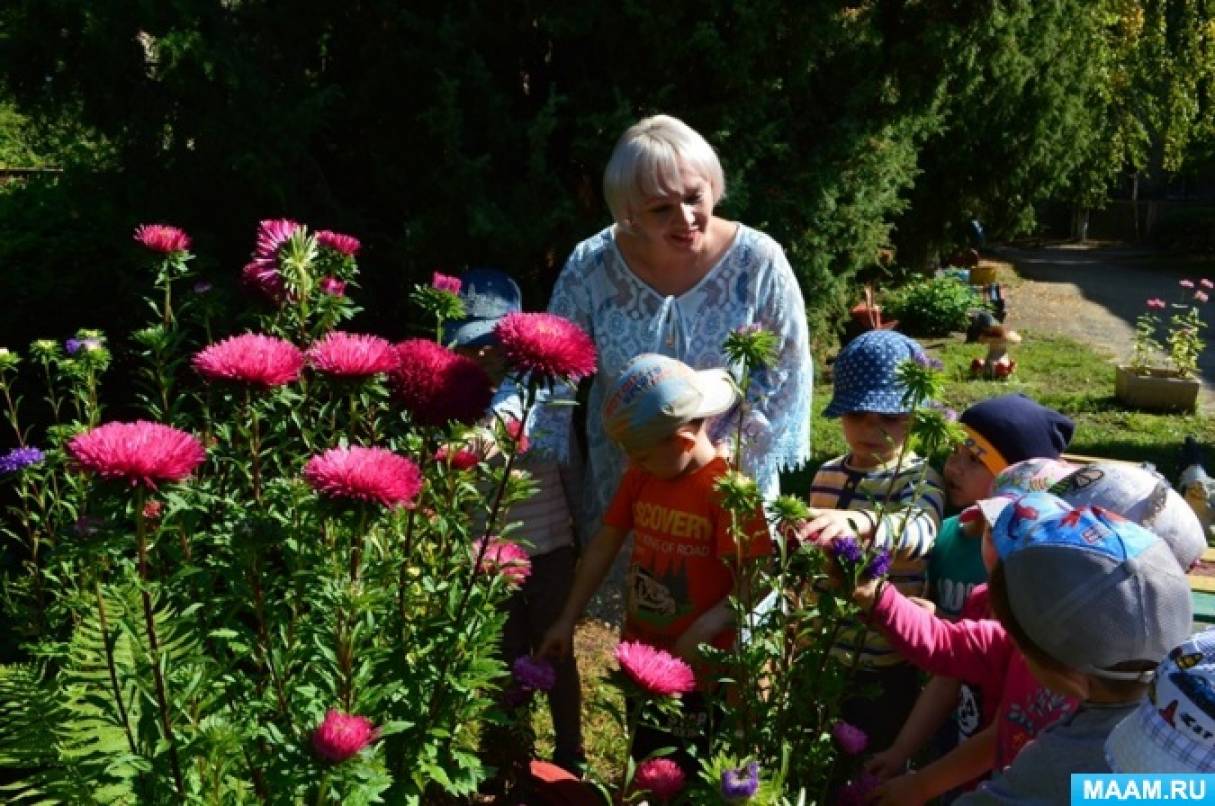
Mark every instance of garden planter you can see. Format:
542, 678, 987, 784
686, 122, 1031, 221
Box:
969, 263, 997, 285
1115, 365, 1201, 411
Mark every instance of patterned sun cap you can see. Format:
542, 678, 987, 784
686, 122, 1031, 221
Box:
824, 330, 928, 418
967, 457, 1079, 528
1049, 461, 1207, 571
993, 492, 1192, 679
1107, 629, 1215, 773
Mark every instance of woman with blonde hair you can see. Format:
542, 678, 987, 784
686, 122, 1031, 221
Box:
536, 114, 813, 572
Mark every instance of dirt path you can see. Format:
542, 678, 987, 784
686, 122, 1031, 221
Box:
991, 243, 1215, 409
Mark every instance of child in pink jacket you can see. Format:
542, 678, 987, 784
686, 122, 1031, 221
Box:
851, 458, 1206, 804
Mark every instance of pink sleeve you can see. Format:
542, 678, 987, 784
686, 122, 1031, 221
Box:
867, 583, 1011, 685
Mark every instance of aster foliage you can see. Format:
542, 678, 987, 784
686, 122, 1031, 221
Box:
0, 220, 558, 803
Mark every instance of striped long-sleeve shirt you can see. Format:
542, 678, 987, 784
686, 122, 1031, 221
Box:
809, 451, 945, 667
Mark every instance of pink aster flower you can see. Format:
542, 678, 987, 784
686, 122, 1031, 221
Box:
69, 421, 206, 489
434, 446, 481, 471
133, 223, 191, 254
142, 499, 163, 522
503, 417, 530, 454
311, 709, 377, 763
303, 446, 423, 509
614, 641, 695, 697
474, 537, 531, 585
320, 276, 347, 297
633, 757, 685, 800
431, 272, 462, 294
390, 339, 493, 427
513, 655, 557, 692
241, 219, 302, 301
1181, 279, 1196, 289
1198, 291, 1211, 304
193, 333, 304, 387
832, 721, 868, 755
494, 312, 597, 382
307, 331, 400, 378
1147, 298, 1166, 310
1203, 279, 1214, 290
255, 218, 301, 260
241, 258, 285, 301
316, 229, 361, 256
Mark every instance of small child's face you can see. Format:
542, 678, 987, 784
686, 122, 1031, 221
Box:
944, 443, 996, 507
840, 412, 910, 468
980, 523, 998, 573
455, 343, 506, 385
625, 430, 696, 480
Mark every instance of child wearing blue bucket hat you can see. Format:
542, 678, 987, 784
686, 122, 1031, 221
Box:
807, 329, 946, 751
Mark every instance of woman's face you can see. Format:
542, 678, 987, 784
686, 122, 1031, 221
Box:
629, 162, 714, 255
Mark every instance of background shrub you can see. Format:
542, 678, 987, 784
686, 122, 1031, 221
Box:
883, 277, 981, 337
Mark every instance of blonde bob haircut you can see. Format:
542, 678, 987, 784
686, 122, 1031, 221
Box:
602, 115, 726, 229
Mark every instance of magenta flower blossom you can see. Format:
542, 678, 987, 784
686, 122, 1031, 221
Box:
307, 332, 400, 378
614, 641, 695, 697
633, 757, 686, 800
255, 218, 301, 259
434, 446, 481, 471
316, 229, 361, 256
833, 721, 869, 755
142, 499, 163, 521
1198, 291, 1210, 304
133, 224, 191, 255
303, 446, 423, 509
431, 272, 462, 294
1202, 279, 1214, 290
503, 417, 530, 454
241, 219, 302, 301
494, 312, 597, 381
69, 421, 205, 489
474, 537, 531, 585
1147, 298, 1167, 310
513, 655, 556, 692
721, 761, 760, 801
390, 339, 493, 427
1181, 279, 1196, 289
320, 276, 347, 296
241, 259, 285, 301
312, 709, 377, 763
193, 333, 304, 387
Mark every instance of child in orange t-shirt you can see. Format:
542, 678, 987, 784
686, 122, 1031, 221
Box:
540, 352, 770, 769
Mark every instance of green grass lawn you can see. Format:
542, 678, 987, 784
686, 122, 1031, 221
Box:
788, 330, 1215, 489
537, 330, 1214, 785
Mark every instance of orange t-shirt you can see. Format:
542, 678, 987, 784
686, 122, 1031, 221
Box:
602, 457, 771, 651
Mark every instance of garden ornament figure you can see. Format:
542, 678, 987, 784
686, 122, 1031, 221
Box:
970, 323, 1020, 380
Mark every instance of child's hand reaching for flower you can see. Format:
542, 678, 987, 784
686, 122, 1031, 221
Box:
804, 507, 872, 543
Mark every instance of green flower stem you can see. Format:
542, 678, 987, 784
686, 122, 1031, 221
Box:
135, 489, 186, 799
162, 265, 174, 327
95, 580, 138, 757
0, 376, 24, 447
245, 389, 263, 502
39, 357, 63, 424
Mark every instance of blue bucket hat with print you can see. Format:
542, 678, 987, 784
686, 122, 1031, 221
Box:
825, 330, 929, 418
442, 267, 523, 348
993, 491, 1192, 680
